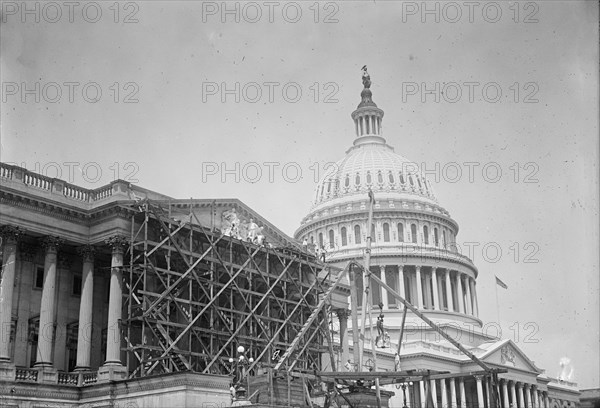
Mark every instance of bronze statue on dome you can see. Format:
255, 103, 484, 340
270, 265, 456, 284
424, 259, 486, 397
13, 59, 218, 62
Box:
361, 65, 371, 89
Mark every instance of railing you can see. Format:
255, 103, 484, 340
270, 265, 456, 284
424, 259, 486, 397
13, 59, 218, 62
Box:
23, 171, 52, 190
91, 184, 113, 200
58, 372, 79, 385
0, 162, 121, 205
15, 368, 38, 382
13, 368, 99, 387
82, 371, 98, 385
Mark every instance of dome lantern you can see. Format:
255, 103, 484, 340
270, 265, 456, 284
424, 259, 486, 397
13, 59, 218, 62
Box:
351, 66, 386, 146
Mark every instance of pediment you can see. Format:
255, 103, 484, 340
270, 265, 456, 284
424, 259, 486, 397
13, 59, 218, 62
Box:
479, 340, 541, 374
166, 199, 299, 249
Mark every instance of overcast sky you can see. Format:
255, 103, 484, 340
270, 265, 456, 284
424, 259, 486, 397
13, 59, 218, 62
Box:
1, 0, 598, 388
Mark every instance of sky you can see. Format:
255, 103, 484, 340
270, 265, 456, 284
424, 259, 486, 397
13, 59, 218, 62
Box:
1, 0, 598, 388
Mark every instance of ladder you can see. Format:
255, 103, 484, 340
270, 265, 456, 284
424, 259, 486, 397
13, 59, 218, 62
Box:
273, 266, 349, 371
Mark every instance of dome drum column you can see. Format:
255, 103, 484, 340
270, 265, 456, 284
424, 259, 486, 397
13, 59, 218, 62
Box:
415, 266, 424, 309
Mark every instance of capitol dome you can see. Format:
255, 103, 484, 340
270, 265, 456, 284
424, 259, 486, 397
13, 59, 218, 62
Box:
311, 139, 438, 211
296, 68, 481, 331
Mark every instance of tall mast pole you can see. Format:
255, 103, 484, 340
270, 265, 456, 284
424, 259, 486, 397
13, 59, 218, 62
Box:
359, 188, 382, 407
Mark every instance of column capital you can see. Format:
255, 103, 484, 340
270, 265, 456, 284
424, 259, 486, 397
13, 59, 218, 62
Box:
379, 264, 385, 272
0, 225, 23, 243
524, 383, 531, 390
105, 235, 129, 254
77, 245, 97, 262
398, 264, 404, 271
415, 265, 421, 272
39, 236, 63, 253
474, 375, 484, 381
336, 309, 350, 320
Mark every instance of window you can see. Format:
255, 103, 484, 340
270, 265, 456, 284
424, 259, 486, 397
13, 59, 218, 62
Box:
409, 175, 414, 186
442, 230, 447, 248
383, 223, 390, 242
399, 172, 405, 184
345, 174, 350, 187
377, 171, 383, 184
388, 172, 394, 184
66, 323, 78, 372
434, 228, 439, 247
411, 224, 418, 243
72, 274, 82, 296
398, 223, 405, 242
423, 225, 429, 245
34, 266, 44, 289
328, 230, 335, 249
341, 227, 348, 246
370, 224, 376, 243
318, 233, 324, 248
354, 225, 361, 245
366, 171, 372, 185
355, 173, 360, 186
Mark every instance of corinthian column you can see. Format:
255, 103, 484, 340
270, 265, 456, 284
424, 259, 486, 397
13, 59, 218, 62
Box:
456, 273, 464, 314
475, 375, 485, 408
445, 269, 454, 312
518, 383, 525, 408
35, 236, 63, 368
432, 268, 440, 310
0, 226, 21, 362
75, 245, 96, 371
398, 265, 406, 308
502, 379, 510, 408
415, 266, 423, 309
336, 309, 350, 370
465, 277, 473, 315
98, 235, 129, 381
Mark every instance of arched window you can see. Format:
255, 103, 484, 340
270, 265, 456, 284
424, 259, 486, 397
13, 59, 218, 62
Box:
383, 223, 390, 242
341, 227, 348, 246
328, 229, 335, 249
366, 171, 372, 185
442, 230, 447, 249
354, 225, 362, 245
388, 172, 394, 184
423, 225, 429, 245
326, 180, 332, 193
434, 228, 439, 247
370, 224, 376, 243
416, 176, 422, 189
318, 232, 324, 248
399, 172, 405, 184
411, 224, 417, 243
355, 173, 360, 186
409, 175, 414, 186
310, 236, 314, 244
345, 174, 350, 187
377, 171, 383, 184
398, 223, 404, 242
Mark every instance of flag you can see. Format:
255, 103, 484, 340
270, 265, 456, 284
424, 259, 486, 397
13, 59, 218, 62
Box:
495, 276, 508, 289
368, 189, 375, 204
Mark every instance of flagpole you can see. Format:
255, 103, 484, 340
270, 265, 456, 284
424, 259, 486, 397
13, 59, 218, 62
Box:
495, 281, 501, 326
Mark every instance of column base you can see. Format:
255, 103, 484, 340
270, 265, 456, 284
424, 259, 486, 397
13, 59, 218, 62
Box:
98, 363, 128, 382
0, 361, 16, 381
34, 365, 58, 384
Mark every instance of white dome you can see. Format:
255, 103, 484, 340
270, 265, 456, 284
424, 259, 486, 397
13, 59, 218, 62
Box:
312, 141, 437, 208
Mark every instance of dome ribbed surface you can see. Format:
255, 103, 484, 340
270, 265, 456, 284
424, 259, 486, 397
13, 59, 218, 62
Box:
312, 142, 437, 208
